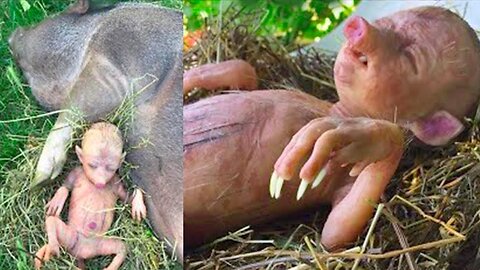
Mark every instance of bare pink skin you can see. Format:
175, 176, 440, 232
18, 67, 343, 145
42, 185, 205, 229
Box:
184, 6, 480, 251
35, 130, 147, 270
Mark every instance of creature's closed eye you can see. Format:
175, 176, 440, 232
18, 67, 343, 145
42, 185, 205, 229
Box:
88, 163, 98, 169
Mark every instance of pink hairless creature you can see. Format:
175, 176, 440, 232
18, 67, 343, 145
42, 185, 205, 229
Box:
183, 6, 480, 250
35, 122, 147, 270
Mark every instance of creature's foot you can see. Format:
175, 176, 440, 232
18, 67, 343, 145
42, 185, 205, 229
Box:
76, 259, 86, 270
34, 244, 59, 269
33, 122, 73, 187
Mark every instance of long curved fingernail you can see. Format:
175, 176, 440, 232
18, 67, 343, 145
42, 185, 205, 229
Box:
297, 179, 309, 200
312, 167, 327, 189
274, 177, 284, 199
269, 171, 278, 198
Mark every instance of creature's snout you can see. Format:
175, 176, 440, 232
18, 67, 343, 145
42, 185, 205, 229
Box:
95, 183, 106, 189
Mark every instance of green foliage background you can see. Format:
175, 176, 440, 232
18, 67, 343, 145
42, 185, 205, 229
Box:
184, 0, 359, 47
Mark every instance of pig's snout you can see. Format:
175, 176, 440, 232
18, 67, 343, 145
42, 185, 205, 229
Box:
8, 28, 24, 47
343, 16, 378, 55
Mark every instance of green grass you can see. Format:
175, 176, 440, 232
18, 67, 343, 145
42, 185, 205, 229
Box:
0, 0, 182, 269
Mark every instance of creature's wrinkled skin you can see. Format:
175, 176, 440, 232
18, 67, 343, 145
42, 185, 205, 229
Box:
184, 6, 480, 249
35, 123, 147, 270
9, 0, 183, 259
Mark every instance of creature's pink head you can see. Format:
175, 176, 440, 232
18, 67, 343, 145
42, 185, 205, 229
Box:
334, 6, 480, 145
75, 122, 124, 188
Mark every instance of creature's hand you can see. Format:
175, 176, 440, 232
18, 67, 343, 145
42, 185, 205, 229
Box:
34, 122, 73, 187
131, 189, 147, 222
45, 187, 69, 216
270, 117, 404, 199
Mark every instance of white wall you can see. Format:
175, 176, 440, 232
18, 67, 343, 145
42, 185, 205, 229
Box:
306, 0, 480, 53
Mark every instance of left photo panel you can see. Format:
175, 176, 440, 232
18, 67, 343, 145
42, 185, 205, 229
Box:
0, 0, 183, 269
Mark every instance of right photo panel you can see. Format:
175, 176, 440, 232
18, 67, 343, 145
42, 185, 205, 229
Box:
184, 0, 480, 269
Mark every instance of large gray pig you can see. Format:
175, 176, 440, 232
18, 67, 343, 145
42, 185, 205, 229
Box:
9, 0, 183, 260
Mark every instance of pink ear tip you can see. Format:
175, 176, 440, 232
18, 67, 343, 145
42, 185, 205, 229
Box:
343, 16, 367, 44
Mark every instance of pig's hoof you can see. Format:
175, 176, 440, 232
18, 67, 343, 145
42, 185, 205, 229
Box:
32, 130, 70, 187
33, 151, 66, 187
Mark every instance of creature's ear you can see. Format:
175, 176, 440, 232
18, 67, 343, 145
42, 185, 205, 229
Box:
409, 110, 464, 146
67, 0, 90, 14
75, 145, 84, 164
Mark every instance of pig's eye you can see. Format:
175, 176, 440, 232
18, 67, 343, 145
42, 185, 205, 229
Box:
88, 163, 98, 169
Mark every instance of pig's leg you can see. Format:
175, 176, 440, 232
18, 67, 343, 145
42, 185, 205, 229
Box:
35, 216, 77, 269
183, 60, 258, 94
34, 113, 73, 186
34, 54, 130, 186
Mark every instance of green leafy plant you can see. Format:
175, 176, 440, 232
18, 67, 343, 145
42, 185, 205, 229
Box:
184, 0, 359, 47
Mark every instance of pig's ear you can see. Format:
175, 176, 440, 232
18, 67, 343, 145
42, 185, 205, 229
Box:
67, 0, 90, 14
409, 110, 464, 146
75, 145, 84, 164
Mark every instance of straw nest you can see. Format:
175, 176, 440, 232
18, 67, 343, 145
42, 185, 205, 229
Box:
183, 7, 480, 270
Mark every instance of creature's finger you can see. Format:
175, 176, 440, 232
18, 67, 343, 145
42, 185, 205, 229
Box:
274, 122, 312, 170
274, 177, 284, 199
55, 205, 62, 216
277, 120, 337, 180
47, 206, 55, 216
296, 179, 309, 200
299, 129, 352, 181
35, 245, 47, 270
269, 171, 278, 198
44, 248, 51, 262
349, 161, 370, 177
311, 166, 328, 189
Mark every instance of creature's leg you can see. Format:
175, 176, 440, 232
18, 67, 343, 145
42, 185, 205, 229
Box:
183, 59, 258, 94
96, 238, 127, 270
35, 216, 77, 269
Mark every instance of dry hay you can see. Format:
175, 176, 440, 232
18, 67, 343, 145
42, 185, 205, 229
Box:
183, 6, 480, 270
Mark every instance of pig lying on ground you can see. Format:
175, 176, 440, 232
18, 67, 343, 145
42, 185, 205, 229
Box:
184, 6, 480, 249
9, 0, 183, 260
35, 122, 147, 270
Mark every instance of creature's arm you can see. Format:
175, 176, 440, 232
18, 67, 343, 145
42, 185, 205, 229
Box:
114, 180, 147, 222
45, 167, 81, 216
